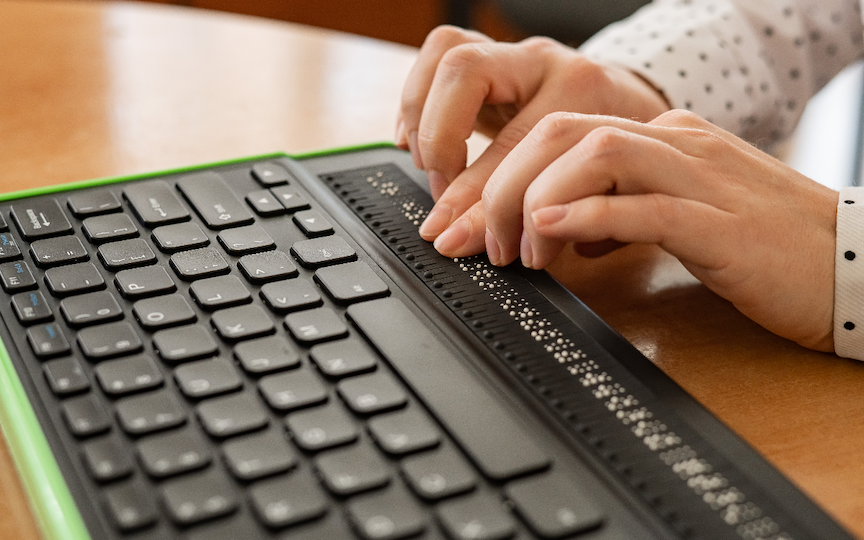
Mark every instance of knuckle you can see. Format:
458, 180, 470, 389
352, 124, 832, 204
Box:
532, 112, 582, 145
438, 43, 492, 79
423, 25, 472, 50
520, 35, 563, 54
580, 126, 632, 159
655, 109, 706, 128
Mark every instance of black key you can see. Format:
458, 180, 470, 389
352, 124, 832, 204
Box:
310, 338, 378, 378
151, 221, 209, 253
233, 335, 300, 374
132, 293, 196, 330
114, 265, 176, 299
505, 473, 604, 538
315, 261, 389, 304
177, 172, 254, 229
170, 246, 230, 280
0, 231, 21, 261
217, 224, 275, 255
437, 493, 516, 540
82, 213, 139, 243
270, 186, 310, 212
293, 209, 333, 238
153, 324, 219, 363
60, 290, 123, 327
260, 279, 321, 313
44, 357, 90, 395
291, 236, 356, 268
249, 469, 329, 528
190, 274, 251, 310
174, 357, 243, 399
67, 191, 121, 217
95, 354, 164, 396
238, 250, 298, 284
347, 483, 427, 540
246, 189, 285, 216
12, 290, 53, 325
44, 262, 104, 297
0, 212, 6, 232
78, 321, 143, 360
30, 235, 89, 267
197, 391, 269, 437
348, 298, 550, 480
137, 428, 212, 478
10, 199, 73, 240
0, 260, 37, 292
104, 479, 158, 531
82, 435, 134, 481
401, 446, 477, 500
368, 406, 441, 455
283, 307, 348, 344
97, 238, 157, 271
222, 429, 298, 480
185, 515, 262, 540
27, 323, 71, 359
62, 393, 112, 437
161, 470, 237, 526
116, 389, 187, 435
259, 368, 328, 411
315, 442, 391, 496
124, 180, 190, 226
337, 371, 408, 415
211, 304, 274, 342
286, 403, 358, 451
252, 162, 293, 186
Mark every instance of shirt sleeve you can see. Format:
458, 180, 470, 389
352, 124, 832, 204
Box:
834, 188, 864, 360
579, 0, 864, 144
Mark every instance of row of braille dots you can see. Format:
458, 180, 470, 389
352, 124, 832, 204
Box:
843, 198, 857, 332
458, 259, 507, 290
364, 170, 400, 198
400, 200, 427, 227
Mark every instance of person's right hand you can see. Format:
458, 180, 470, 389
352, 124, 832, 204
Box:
396, 25, 671, 254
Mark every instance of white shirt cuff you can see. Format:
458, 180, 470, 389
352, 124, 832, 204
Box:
834, 186, 864, 360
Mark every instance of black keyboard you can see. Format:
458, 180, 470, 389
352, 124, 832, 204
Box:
0, 146, 853, 540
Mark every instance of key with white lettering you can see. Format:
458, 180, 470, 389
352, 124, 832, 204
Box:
124, 180, 190, 226
10, 199, 73, 240
177, 172, 254, 229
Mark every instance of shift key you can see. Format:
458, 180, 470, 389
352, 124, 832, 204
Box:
177, 172, 254, 229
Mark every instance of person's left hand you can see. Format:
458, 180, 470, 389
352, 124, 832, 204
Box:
434, 109, 838, 351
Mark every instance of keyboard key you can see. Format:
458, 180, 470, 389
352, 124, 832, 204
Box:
0, 260, 37, 293
260, 279, 321, 313
211, 304, 274, 341
151, 221, 209, 253
116, 389, 187, 435
315, 261, 389, 304
249, 469, 328, 528
10, 199, 73, 240
27, 323, 71, 359
283, 307, 348, 344
189, 274, 251, 310
114, 266, 176, 299
82, 435, 134, 482
82, 213, 139, 243
293, 209, 333, 238
217, 224, 275, 255
0, 232, 21, 261
368, 406, 441, 455
233, 335, 300, 374
309, 338, 378, 378
124, 180, 190, 226
222, 428, 297, 480
95, 354, 164, 396
336, 371, 408, 415
346, 483, 427, 540
286, 403, 358, 451
161, 470, 237, 526
67, 191, 121, 217
97, 238, 157, 271
505, 473, 605, 538
78, 321, 143, 360
291, 236, 356, 268
197, 391, 269, 438
44, 262, 104, 297
174, 358, 243, 399
259, 368, 328, 411
314, 442, 391, 496
177, 171, 254, 229
132, 293, 196, 330
437, 493, 516, 540
30, 236, 89, 267
238, 250, 298, 284
246, 189, 285, 216
252, 162, 293, 186
153, 324, 219, 363
62, 393, 112, 437
60, 290, 123, 328
401, 446, 477, 500
170, 247, 230, 281
43, 357, 90, 395
270, 186, 310, 212
104, 479, 159, 531
0, 213, 6, 232
12, 290, 54, 325
137, 428, 212, 478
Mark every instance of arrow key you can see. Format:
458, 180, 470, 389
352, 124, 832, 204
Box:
246, 189, 285, 216
293, 209, 333, 238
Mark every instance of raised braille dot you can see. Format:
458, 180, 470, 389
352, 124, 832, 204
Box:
845, 321, 856, 330
846, 251, 856, 261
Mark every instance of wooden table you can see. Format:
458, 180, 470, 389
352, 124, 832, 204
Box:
1, 1, 863, 538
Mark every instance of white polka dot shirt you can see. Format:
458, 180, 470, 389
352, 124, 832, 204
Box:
580, 0, 864, 359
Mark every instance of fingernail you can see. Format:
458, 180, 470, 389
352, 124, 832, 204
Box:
434, 219, 471, 254
520, 231, 534, 269
426, 169, 448, 201
395, 120, 407, 149
532, 205, 568, 228
409, 131, 423, 169
419, 202, 454, 239
485, 228, 502, 265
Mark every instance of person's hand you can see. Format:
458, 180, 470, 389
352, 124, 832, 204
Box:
396, 25, 670, 250
467, 110, 837, 351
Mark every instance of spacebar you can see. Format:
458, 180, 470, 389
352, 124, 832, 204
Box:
346, 297, 551, 480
